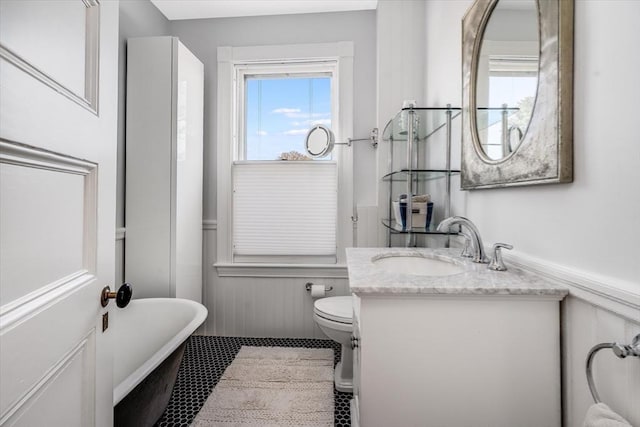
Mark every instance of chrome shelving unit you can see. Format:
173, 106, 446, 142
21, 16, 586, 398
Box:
382, 105, 461, 247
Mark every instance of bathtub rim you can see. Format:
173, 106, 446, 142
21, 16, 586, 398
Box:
113, 298, 207, 405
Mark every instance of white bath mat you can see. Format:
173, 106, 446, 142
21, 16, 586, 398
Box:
192, 346, 334, 426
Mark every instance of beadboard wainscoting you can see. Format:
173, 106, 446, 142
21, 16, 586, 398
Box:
208, 274, 349, 338
204, 221, 350, 338
563, 295, 640, 427
505, 251, 640, 427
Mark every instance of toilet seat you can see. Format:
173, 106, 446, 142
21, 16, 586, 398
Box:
314, 296, 353, 324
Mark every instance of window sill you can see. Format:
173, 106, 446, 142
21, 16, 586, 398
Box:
214, 262, 348, 278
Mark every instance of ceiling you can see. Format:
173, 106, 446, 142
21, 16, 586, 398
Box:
150, 0, 379, 21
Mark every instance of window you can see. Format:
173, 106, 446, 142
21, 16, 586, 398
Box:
233, 64, 338, 263
244, 75, 332, 161
484, 55, 538, 159
216, 43, 354, 268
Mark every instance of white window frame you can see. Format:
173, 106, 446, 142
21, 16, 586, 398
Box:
216, 42, 354, 271
236, 63, 335, 161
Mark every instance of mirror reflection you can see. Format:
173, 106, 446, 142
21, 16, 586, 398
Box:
305, 125, 334, 158
475, 0, 539, 160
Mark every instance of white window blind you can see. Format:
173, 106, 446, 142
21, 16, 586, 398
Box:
233, 161, 337, 261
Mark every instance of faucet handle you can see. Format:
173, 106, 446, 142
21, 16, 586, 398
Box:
459, 231, 474, 258
488, 243, 513, 271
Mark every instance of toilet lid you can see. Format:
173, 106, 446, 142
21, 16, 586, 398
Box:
314, 296, 353, 324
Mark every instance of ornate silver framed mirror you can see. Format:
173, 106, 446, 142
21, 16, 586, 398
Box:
461, 0, 573, 189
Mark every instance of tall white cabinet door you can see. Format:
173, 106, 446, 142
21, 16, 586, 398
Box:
175, 41, 204, 303
0, 1, 119, 426
125, 37, 203, 302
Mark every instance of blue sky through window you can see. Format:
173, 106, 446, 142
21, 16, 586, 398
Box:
245, 76, 332, 160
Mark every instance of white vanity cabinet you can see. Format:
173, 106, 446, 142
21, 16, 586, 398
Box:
347, 248, 567, 427
125, 37, 204, 302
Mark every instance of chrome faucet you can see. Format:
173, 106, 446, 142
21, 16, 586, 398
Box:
437, 216, 489, 263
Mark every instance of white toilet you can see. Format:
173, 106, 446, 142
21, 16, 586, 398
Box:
313, 296, 354, 392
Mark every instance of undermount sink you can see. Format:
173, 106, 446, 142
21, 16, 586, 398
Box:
372, 254, 465, 276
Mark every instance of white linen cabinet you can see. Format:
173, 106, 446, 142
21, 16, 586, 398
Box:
125, 37, 204, 302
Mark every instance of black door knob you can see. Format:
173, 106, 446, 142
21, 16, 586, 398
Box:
116, 283, 133, 308
101, 283, 133, 308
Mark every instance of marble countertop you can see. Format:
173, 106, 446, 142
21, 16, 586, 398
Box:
346, 247, 569, 298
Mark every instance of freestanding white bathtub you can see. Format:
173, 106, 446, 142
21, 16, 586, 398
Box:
112, 298, 207, 426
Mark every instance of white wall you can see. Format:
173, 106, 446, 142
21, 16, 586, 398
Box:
425, 0, 640, 291
422, 1, 640, 425
375, 0, 428, 246
170, 11, 377, 219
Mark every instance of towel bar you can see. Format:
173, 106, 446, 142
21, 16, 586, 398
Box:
586, 334, 640, 403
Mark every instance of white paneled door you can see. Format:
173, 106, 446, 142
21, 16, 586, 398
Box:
0, 1, 118, 426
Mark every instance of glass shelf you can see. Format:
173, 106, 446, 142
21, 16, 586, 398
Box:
475, 107, 520, 131
382, 107, 461, 142
382, 169, 461, 182
382, 219, 458, 235
382, 105, 460, 247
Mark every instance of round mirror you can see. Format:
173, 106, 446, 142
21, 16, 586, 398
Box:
474, 0, 539, 161
305, 125, 335, 158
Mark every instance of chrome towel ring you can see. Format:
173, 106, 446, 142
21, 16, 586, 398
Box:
586, 334, 640, 403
